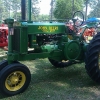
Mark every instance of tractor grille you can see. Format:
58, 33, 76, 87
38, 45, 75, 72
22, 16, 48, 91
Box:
12, 28, 20, 52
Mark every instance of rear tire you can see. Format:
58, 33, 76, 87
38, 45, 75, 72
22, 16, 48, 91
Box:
48, 58, 72, 68
85, 33, 100, 83
0, 63, 31, 96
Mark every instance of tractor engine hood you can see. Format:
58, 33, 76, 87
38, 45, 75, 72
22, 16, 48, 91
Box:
13, 21, 66, 34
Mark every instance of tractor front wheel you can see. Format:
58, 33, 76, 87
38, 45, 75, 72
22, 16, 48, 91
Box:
48, 58, 72, 68
0, 60, 8, 71
0, 60, 20, 71
0, 63, 31, 96
85, 33, 100, 83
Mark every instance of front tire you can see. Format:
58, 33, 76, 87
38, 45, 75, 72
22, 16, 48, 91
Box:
0, 60, 8, 71
0, 60, 20, 71
0, 63, 31, 96
85, 33, 100, 83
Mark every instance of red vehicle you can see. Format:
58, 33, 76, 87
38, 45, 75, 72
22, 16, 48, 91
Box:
66, 21, 96, 42
0, 24, 8, 49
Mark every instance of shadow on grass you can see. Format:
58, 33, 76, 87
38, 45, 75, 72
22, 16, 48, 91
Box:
0, 51, 99, 99
22, 59, 100, 100
30, 59, 96, 87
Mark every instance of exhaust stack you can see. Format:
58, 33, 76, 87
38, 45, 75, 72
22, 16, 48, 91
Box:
21, 0, 26, 20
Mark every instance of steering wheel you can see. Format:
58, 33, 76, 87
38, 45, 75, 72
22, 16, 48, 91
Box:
72, 11, 84, 27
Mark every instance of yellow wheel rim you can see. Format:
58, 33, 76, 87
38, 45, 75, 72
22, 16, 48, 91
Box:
5, 71, 26, 91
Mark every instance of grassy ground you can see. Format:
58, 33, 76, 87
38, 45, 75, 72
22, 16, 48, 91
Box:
0, 49, 100, 100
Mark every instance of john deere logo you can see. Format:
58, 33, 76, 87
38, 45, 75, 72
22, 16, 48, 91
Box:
38, 26, 58, 32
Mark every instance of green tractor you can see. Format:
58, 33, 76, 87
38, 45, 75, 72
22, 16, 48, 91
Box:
0, 0, 100, 96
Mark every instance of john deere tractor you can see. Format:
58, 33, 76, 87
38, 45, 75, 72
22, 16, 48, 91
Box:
0, 0, 100, 96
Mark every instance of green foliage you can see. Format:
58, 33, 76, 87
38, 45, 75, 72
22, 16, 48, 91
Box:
53, 0, 99, 20
53, 0, 84, 19
3, 0, 10, 18
84, 0, 98, 8
0, 0, 99, 21
36, 14, 49, 21
0, 0, 40, 21
1, 0, 20, 20
88, 1, 100, 18
32, 0, 40, 20
0, 0, 4, 20
26, 0, 40, 21
11, 0, 21, 20
83, 0, 99, 20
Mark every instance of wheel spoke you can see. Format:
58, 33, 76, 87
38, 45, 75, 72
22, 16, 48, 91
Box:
5, 71, 26, 91
17, 74, 21, 78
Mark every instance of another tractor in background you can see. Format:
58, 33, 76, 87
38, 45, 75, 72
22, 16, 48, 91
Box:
0, 23, 8, 50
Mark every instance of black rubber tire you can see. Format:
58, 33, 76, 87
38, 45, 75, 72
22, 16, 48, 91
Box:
48, 58, 72, 68
0, 60, 20, 71
85, 33, 100, 83
0, 60, 8, 71
0, 63, 31, 96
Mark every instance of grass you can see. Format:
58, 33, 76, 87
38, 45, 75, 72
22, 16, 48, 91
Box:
0, 49, 100, 100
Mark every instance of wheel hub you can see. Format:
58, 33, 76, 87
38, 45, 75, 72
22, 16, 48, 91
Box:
64, 40, 81, 60
10, 76, 19, 84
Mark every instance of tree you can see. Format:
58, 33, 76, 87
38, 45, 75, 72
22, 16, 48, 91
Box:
31, 0, 40, 20
2, 0, 21, 20
83, 0, 98, 8
53, 0, 84, 19
11, 0, 21, 20
88, 1, 100, 18
1, 0, 40, 21
26, 0, 40, 21
83, 0, 98, 20
38, 14, 49, 21
49, 0, 56, 20
3, 0, 12, 18
0, 0, 5, 20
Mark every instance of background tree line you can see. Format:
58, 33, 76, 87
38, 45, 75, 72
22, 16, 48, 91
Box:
0, 0, 99, 22
53, 0, 99, 20
0, 0, 40, 21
